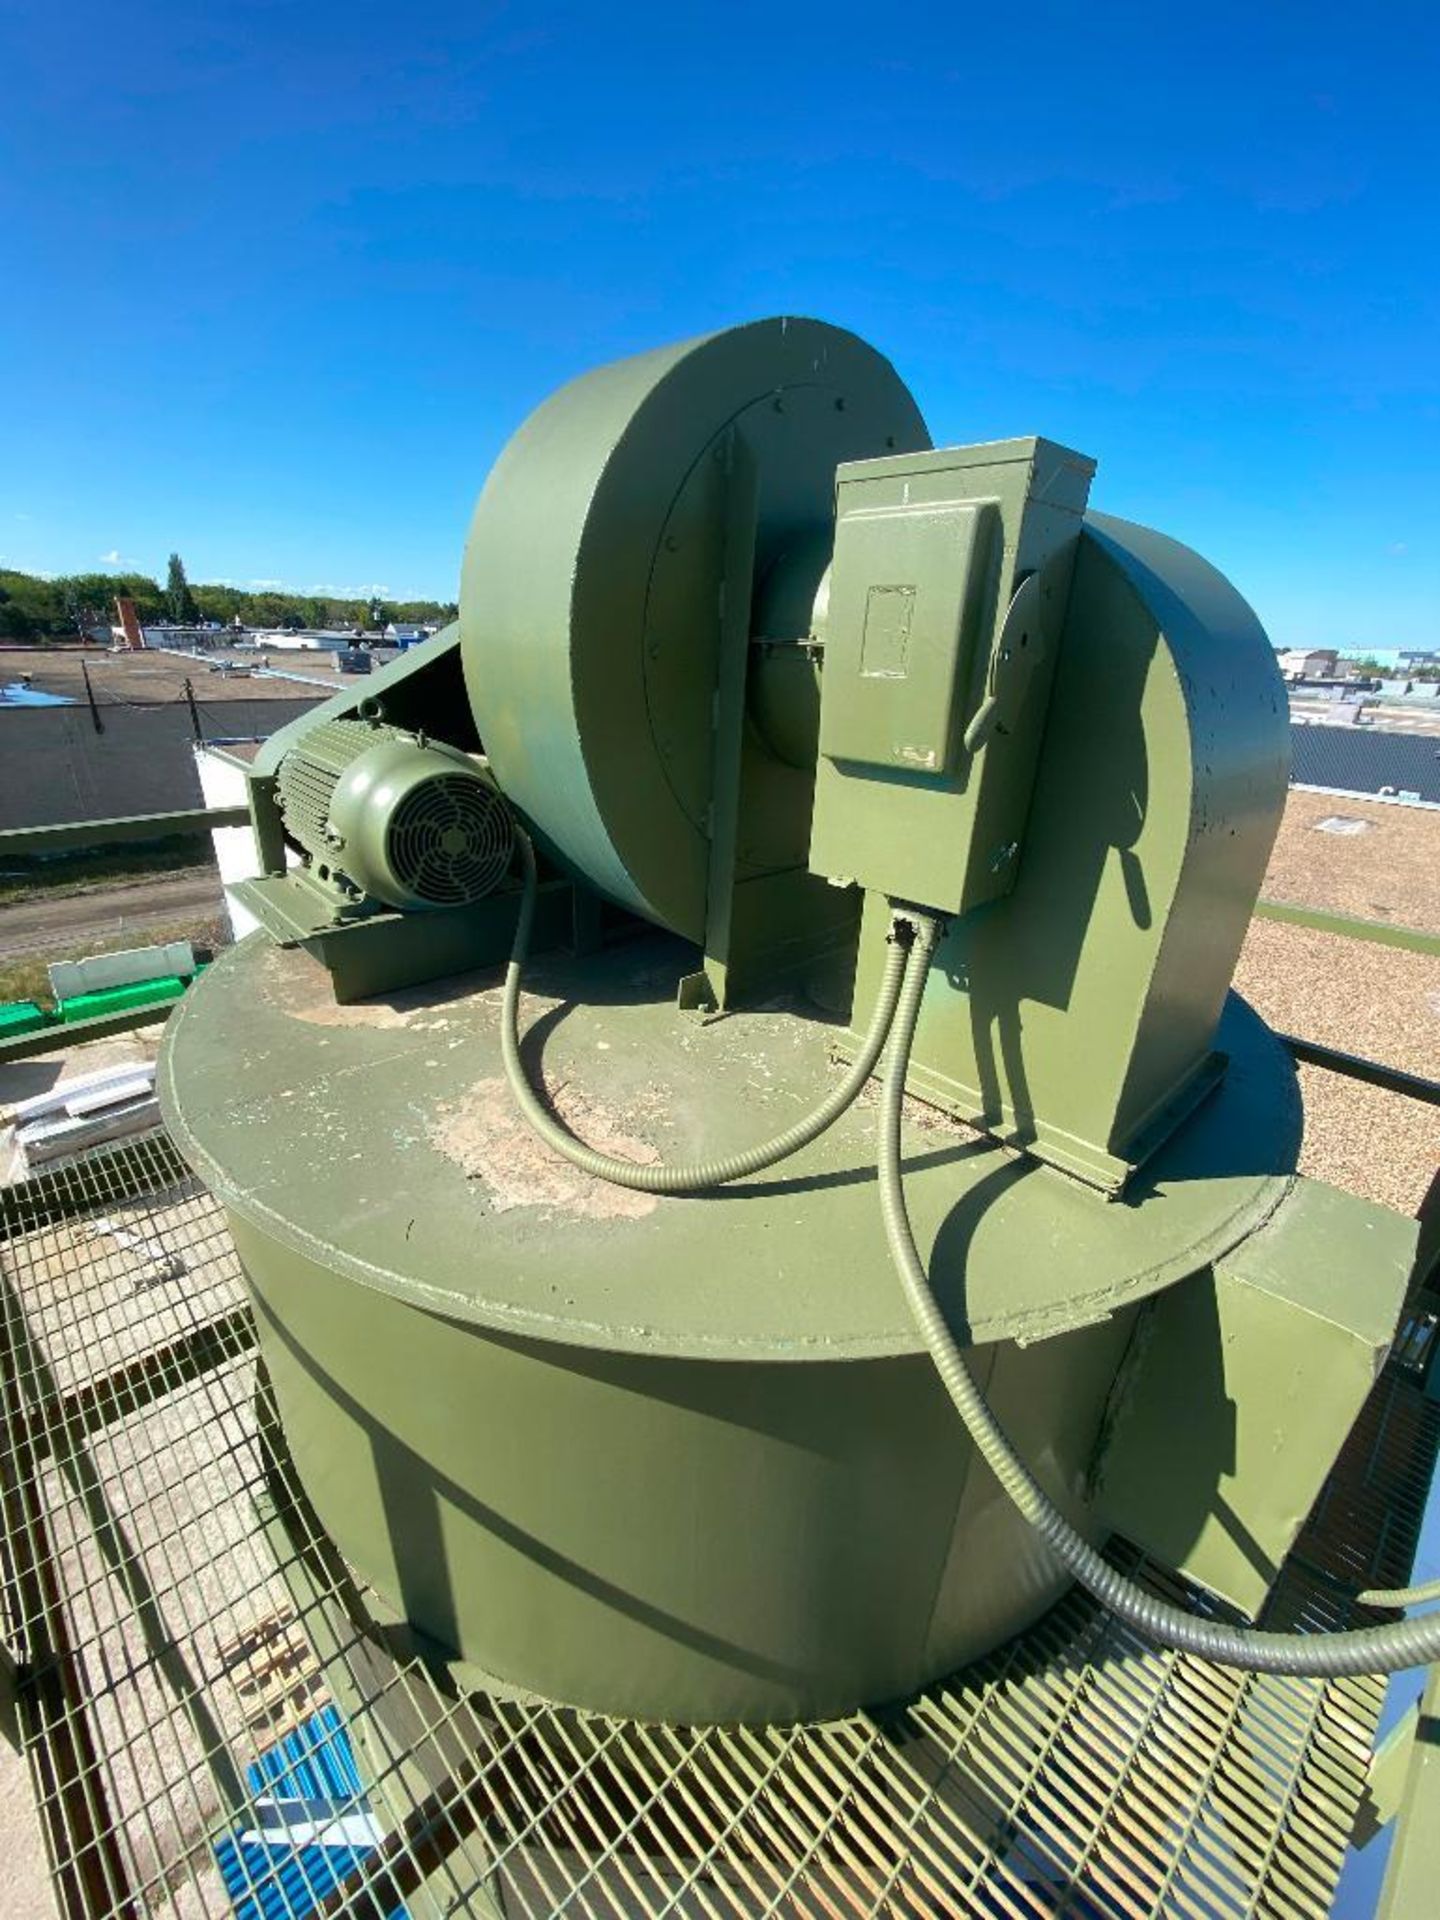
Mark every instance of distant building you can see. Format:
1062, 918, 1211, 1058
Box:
384, 623, 429, 646
1277, 648, 1339, 681
1397, 649, 1439, 671
111, 620, 214, 649
250, 631, 347, 653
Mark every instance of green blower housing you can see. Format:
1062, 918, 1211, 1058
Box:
160, 317, 1419, 1728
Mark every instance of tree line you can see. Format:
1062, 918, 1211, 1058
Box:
0, 555, 458, 642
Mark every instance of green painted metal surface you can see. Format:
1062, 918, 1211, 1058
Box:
276, 720, 512, 912
236, 1201, 1126, 1723
459, 317, 929, 944
297, 881, 572, 1003
1377, 1664, 1440, 1919
0, 1002, 180, 1065
159, 932, 1304, 1360
1354, 1695, 1421, 1850
160, 923, 1315, 1723
0, 1128, 1413, 1919
1094, 1176, 1415, 1615
810, 437, 1094, 916
1281, 1034, 1440, 1107
847, 510, 1291, 1190
238, 626, 531, 994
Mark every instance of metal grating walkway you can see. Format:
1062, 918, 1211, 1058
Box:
0, 1133, 1433, 1920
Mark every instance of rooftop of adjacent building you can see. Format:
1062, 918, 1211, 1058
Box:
1289, 718, 1440, 802
1235, 788, 1438, 1216
0, 643, 375, 706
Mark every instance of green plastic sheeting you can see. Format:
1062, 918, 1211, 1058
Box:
57, 976, 187, 1023
0, 1000, 48, 1037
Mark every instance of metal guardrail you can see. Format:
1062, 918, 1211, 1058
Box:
1281, 1035, 1440, 1108
1254, 898, 1440, 957
0, 807, 245, 1066
0, 806, 249, 858
0, 1000, 189, 1065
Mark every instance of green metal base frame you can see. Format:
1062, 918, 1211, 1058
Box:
232, 873, 577, 1003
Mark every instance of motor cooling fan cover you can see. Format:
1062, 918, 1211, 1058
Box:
384, 768, 513, 905
325, 731, 514, 911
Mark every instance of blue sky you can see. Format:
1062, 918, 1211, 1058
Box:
2, 1, 1436, 648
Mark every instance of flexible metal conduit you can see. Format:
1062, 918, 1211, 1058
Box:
1356, 1577, 1440, 1610
500, 827, 1440, 1672
877, 909, 1440, 1677
502, 828, 911, 1194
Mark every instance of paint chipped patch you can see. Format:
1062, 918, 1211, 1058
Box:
851, 1074, 979, 1138
289, 997, 416, 1030
265, 943, 560, 1032
262, 946, 413, 1028
429, 1077, 659, 1219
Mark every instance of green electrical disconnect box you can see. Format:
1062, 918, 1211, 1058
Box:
809, 436, 1094, 916
815, 497, 1000, 775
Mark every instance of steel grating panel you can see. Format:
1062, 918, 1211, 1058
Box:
0, 1133, 1432, 1920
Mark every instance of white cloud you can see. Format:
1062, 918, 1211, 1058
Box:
248, 578, 287, 590
99, 549, 125, 565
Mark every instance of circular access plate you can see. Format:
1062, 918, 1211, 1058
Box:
460, 318, 929, 940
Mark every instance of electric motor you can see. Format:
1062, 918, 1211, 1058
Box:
274, 716, 513, 912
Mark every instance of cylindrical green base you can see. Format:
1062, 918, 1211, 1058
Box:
162, 931, 1295, 1727
232, 1209, 1128, 1725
